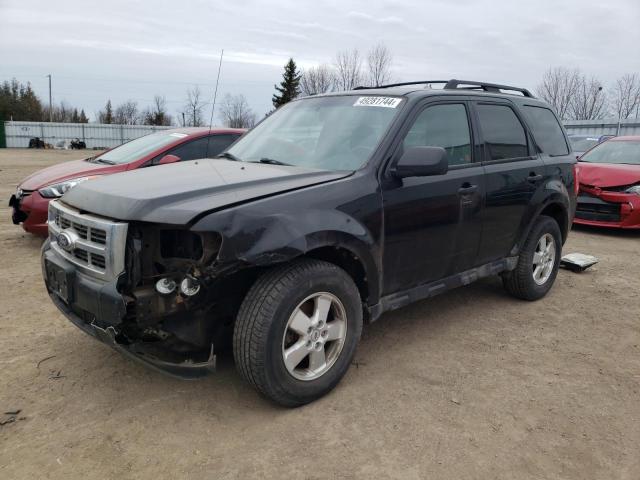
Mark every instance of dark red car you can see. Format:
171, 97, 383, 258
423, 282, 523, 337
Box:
574, 136, 640, 229
9, 127, 245, 236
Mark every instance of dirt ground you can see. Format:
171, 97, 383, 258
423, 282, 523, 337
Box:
0, 148, 638, 480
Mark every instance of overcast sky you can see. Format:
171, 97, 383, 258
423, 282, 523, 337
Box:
1, 0, 639, 122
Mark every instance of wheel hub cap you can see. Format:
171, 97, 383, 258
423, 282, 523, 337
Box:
532, 233, 556, 285
282, 292, 348, 381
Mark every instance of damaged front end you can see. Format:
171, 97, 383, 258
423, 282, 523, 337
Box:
43, 200, 252, 378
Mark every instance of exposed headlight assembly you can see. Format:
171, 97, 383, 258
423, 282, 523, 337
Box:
624, 185, 640, 195
39, 176, 98, 198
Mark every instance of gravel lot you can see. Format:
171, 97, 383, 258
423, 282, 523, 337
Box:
1, 148, 638, 480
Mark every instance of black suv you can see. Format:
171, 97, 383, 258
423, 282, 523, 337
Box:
42, 80, 577, 406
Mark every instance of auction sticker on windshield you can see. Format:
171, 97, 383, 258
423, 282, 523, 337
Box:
353, 97, 402, 108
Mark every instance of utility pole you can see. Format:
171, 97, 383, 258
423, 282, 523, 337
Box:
46, 74, 52, 122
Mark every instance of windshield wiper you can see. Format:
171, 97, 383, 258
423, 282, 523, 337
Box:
216, 152, 241, 162
254, 157, 292, 166
95, 158, 116, 165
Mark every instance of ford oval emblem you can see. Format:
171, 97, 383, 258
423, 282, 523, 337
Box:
57, 231, 75, 251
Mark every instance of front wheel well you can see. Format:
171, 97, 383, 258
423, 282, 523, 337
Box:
304, 246, 369, 305
539, 203, 569, 243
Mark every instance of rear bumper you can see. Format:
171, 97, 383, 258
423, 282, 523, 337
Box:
574, 190, 640, 229
9, 190, 49, 236
42, 243, 216, 378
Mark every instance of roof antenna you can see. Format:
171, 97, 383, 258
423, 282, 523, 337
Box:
206, 49, 224, 156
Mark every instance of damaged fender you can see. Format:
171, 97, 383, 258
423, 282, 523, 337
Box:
191, 178, 383, 305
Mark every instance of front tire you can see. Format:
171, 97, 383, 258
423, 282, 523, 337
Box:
503, 215, 562, 301
233, 259, 363, 407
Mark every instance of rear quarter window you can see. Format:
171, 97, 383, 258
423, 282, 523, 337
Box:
522, 106, 569, 156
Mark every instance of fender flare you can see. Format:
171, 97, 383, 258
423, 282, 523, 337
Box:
192, 210, 382, 305
512, 193, 570, 256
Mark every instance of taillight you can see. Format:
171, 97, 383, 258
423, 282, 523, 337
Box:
572, 164, 580, 196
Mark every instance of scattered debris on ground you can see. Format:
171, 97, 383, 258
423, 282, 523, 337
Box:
1, 410, 25, 427
561, 253, 599, 272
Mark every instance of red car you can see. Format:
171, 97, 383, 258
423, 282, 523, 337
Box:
9, 127, 245, 236
574, 136, 640, 229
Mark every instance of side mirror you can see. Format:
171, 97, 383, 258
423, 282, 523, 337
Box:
158, 154, 180, 165
392, 146, 448, 178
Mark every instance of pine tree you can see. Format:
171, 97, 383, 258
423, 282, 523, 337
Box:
0, 79, 43, 121
20, 82, 43, 120
79, 109, 88, 123
272, 58, 301, 109
99, 99, 113, 124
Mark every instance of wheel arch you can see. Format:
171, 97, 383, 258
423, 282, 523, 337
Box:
513, 196, 570, 256
304, 245, 372, 307
539, 202, 569, 243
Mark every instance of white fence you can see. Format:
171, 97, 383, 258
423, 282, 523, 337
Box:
4, 118, 640, 149
3, 121, 173, 149
563, 119, 640, 137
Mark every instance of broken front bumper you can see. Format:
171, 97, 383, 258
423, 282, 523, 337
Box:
574, 187, 640, 229
9, 190, 50, 236
42, 243, 216, 379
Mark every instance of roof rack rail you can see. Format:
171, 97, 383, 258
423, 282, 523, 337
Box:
354, 80, 449, 90
354, 79, 534, 98
443, 79, 534, 97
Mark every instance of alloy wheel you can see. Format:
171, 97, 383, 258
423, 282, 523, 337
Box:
281, 292, 348, 381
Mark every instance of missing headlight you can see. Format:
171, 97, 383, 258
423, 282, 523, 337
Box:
160, 230, 204, 260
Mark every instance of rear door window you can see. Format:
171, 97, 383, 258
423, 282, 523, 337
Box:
476, 104, 529, 160
522, 106, 569, 156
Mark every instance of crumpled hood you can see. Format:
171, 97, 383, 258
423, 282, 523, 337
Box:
62, 159, 351, 224
19, 158, 122, 190
578, 162, 640, 188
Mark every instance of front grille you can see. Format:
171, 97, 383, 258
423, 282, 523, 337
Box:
72, 222, 88, 239
58, 215, 71, 229
576, 194, 621, 222
91, 229, 107, 244
48, 200, 128, 281
92, 254, 106, 269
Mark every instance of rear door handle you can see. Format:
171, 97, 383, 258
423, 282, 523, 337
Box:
527, 173, 543, 182
458, 183, 478, 195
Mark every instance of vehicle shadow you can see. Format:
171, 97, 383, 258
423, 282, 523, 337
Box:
42, 274, 514, 414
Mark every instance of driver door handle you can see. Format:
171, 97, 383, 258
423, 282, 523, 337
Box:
527, 173, 543, 182
458, 183, 478, 195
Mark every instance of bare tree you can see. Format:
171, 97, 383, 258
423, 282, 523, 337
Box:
536, 67, 581, 120
334, 49, 363, 91
46, 101, 73, 122
219, 93, 256, 128
113, 100, 139, 125
182, 85, 206, 126
570, 75, 607, 120
366, 43, 393, 87
612, 73, 640, 119
142, 95, 173, 126
300, 64, 335, 96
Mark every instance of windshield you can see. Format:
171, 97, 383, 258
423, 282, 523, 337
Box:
226, 95, 404, 171
580, 140, 640, 165
95, 131, 186, 164
569, 136, 600, 152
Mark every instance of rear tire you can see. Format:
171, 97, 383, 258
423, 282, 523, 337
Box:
503, 215, 562, 301
233, 259, 363, 407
